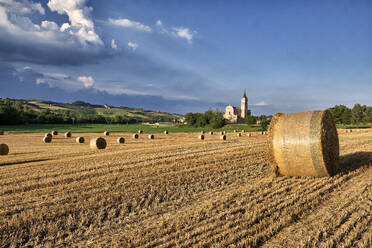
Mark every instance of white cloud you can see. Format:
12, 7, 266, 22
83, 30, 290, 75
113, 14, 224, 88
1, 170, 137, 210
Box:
77, 75, 94, 88
172, 27, 195, 43
156, 19, 196, 43
41, 20, 58, 30
108, 18, 151, 32
252, 101, 269, 106
47, 0, 103, 45
0, 0, 45, 15
111, 39, 118, 50
128, 42, 138, 51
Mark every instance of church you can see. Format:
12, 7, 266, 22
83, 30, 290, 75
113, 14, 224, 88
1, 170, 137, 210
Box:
224, 89, 251, 123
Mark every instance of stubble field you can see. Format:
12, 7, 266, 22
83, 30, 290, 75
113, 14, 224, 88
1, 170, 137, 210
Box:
0, 130, 371, 247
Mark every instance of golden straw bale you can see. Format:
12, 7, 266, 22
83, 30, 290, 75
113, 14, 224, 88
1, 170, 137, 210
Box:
117, 137, 125, 143
90, 137, 107, 150
220, 131, 224, 135
209, 131, 214, 135
0, 144, 9, 155
52, 130, 58, 136
43, 136, 52, 143
164, 130, 169, 134
234, 130, 237, 132
104, 131, 110, 136
247, 133, 252, 137
0, 131, 4, 135
237, 133, 242, 137
268, 109, 339, 177
65, 132, 72, 138
133, 134, 139, 139
198, 134, 205, 140
76, 137, 85, 143
242, 130, 245, 133
45, 133, 52, 138
220, 135, 226, 140
148, 134, 154, 139
138, 130, 143, 134
200, 131, 205, 134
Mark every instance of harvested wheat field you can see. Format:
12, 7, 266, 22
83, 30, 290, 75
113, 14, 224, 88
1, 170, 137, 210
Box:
0, 131, 371, 247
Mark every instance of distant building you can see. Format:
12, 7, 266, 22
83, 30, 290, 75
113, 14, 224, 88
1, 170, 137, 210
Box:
224, 89, 251, 123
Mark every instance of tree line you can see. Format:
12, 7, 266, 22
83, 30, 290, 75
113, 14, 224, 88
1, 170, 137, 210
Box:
0, 99, 172, 125
329, 104, 372, 125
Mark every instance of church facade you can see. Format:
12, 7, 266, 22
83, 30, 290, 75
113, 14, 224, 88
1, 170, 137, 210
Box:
224, 89, 251, 123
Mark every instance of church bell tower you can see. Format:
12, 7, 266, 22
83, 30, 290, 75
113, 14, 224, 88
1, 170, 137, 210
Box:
241, 89, 248, 119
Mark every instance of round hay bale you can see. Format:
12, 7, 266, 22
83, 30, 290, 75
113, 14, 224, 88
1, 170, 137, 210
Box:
117, 137, 125, 143
247, 133, 252, 137
198, 134, 205, 140
138, 130, 143, 134
52, 130, 58, 136
209, 131, 214, 135
242, 130, 245, 133
43, 136, 52, 143
45, 133, 52, 138
200, 131, 205, 134
261, 131, 265, 135
0, 144, 9, 155
237, 133, 242, 137
349, 129, 353, 133
0, 131, 4, 135
65, 132, 72, 138
148, 134, 154, 139
220, 135, 226, 140
268, 109, 339, 177
164, 130, 169, 134
133, 133, 139, 139
104, 131, 110, 136
90, 137, 107, 150
76, 137, 85, 143
220, 131, 224, 135
234, 130, 237, 133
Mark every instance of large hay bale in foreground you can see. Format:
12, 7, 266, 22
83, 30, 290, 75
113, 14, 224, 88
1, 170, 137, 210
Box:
90, 137, 107, 150
269, 109, 339, 177
0, 144, 9, 155
220, 135, 226, 140
148, 134, 154, 139
133, 133, 139, 139
199, 134, 205, 140
52, 130, 58, 136
76, 137, 85, 143
43, 136, 52, 143
104, 131, 110, 136
117, 137, 125, 144
65, 132, 72, 138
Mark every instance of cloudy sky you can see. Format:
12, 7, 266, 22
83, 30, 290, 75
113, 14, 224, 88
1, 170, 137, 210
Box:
0, 0, 371, 114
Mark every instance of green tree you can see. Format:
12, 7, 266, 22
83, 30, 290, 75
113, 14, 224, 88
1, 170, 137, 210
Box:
245, 115, 258, 125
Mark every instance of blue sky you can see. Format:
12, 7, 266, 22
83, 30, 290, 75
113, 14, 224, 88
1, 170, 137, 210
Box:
0, 0, 371, 114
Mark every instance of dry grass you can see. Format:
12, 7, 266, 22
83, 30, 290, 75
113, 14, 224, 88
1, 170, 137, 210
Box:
0, 131, 371, 247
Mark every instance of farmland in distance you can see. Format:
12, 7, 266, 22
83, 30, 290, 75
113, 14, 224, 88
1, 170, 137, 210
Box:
0, 130, 371, 247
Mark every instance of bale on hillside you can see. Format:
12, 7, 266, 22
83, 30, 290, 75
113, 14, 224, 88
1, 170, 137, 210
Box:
199, 134, 205, 140
200, 131, 205, 134
133, 133, 139, 139
247, 133, 252, 137
209, 131, 214, 135
138, 130, 143, 134
268, 109, 339, 177
220, 131, 224, 135
117, 137, 125, 144
0, 131, 4, 135
104, 131, 110, 136
45, 133, 52, 138
76, 137, 85, 143
234, 130, 237, 132
148, 134, 154, 139
65, 132, 72, 138
52, 130, 58, 136
220, 135, 226, 140
237, 133, 242, 137
43, 136, 52, 143
0, 144, 9, 155
261, 131, 265, 135
242, 130, 245, 133
90, 137, 107, 150
164, 130, 169, 134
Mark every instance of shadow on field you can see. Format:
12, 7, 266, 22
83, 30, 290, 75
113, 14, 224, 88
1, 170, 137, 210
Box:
0, 158, 51, 167
337, 152, 372, 174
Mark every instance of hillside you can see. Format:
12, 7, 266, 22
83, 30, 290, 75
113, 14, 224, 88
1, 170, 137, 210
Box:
0, 98, 183, 124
